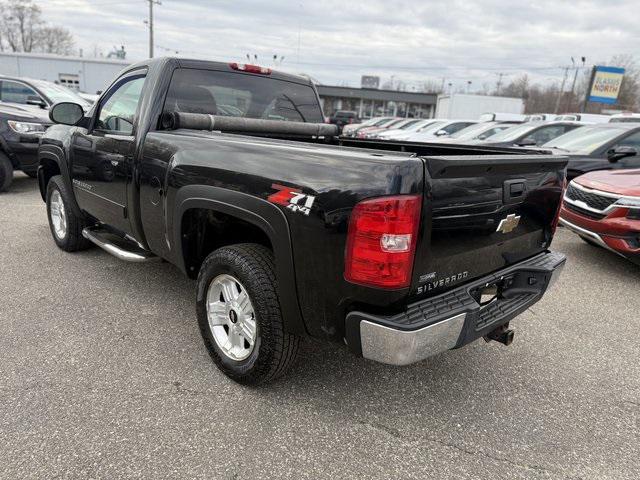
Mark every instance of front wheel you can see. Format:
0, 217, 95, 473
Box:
196, 244, 300, 385
46, 175, 92, 251
0, 152, 13, 192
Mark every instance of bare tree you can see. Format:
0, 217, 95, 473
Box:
37, 26, 74, 55
0, 0, 74, 54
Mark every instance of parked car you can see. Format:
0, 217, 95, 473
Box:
405, 119, 477, 142
376, 118, 441, 140
478, 113, 526, 122
37, 57, 566, 384
555, 113, 610, 123
341, 117, 390, 137
432, 121, 518, 143
0, 75, 91, 110
525, 114, 556, 122
329, 110, 360, 132
385, 119, 446, 141
559, 169, 640, 264
609, 112, 640, 123
541, 123, 640, 179
0, 102, 52, 190
355, 117, 404, 138
478, 121, 582, 148
364, 118, 422, 139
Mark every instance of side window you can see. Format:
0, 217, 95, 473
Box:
1, 80, 40, 104
525, 125, 566, 145
96, 75, 145, 134
617, 131, 640, 148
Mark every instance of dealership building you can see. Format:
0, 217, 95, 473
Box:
316, 85, 437, 119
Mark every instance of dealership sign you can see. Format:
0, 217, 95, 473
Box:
588, 66, 625, 104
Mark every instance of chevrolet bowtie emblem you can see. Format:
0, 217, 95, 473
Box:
496, 214, 521, 234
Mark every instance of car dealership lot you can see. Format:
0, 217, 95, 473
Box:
1, 173, 639, 479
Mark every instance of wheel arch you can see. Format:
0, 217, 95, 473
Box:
37, 145, 83, 217
174, 185, 306, 335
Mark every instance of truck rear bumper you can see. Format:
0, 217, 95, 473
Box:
345, 251, 566, 366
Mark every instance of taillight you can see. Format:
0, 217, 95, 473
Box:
345, 195, 422, 289
229, 63, 272, 75
551, 178, 568, 235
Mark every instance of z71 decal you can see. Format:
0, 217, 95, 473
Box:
268, 183, 315, 216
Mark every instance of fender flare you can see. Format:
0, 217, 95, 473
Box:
37, 144, 83, 217
174, 185, 307, 336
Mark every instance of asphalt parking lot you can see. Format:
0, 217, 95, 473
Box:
1, 172, 639, 479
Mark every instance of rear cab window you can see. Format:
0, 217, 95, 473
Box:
162, 68, 323, 123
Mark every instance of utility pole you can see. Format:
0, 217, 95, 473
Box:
147, 0, 161, 58
566, 56, 585, 112
495, 72, 505, 95
554, 66, 570, 114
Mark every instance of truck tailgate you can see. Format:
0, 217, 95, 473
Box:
412, 154, 568, 297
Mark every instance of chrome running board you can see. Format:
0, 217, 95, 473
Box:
82, 226, 159, 263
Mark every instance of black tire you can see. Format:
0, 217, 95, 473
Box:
0, 152, 13, 192
46, 175, 92, 252
24, 170, 38, 178
196, 244, 300, 385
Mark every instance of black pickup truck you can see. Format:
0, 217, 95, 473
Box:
37, 57, 567, 385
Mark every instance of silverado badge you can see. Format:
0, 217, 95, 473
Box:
496, 214, 521, 234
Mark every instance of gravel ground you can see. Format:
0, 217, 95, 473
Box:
1, 172, 639, 479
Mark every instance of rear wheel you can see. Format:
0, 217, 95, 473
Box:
0, 152, 13, 192
46, 175, 92, 251
196, 244, 300, 385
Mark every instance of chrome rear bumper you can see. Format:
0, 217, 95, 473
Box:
346, 251, 566, 366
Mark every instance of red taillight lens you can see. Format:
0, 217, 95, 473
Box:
345, 195, 422, 289
229, 63, 272, 75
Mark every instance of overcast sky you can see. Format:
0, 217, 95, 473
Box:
39, 0, 639, 91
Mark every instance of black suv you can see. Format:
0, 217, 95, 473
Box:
0, 75, 90, 191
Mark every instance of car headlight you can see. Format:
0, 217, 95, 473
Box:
7, 120, 47, 134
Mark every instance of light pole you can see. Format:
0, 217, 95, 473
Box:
146, 0, 161, 58
567, 56, 586, 112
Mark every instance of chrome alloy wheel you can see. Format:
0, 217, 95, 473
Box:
206, 274, 257, 361
49, 190, 67, 240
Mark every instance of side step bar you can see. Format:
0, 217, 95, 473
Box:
82, 226, 159, 263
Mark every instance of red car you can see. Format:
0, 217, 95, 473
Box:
560, 169, 640, 264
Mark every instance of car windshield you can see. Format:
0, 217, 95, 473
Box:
396, 119, 421, 130
449, 122, 497, 139
414, 120, 446, 134
542, 126, 629, 153
483, 123, 538, 142
32, 80, 91, 107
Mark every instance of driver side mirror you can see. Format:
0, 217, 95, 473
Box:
26, 95, 47, 108
49, 102, 85, 126
607, 145, 638, 163
434, 129, 448, 137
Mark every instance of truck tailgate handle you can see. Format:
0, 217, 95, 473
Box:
503, 179, 527, 205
